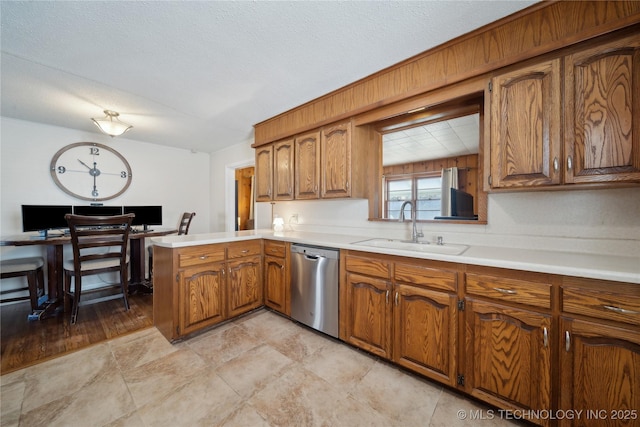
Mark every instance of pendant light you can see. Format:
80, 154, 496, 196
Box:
91, 110, 133, 137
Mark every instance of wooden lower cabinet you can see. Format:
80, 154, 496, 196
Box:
154, 240, 262, 341
464, 298, 552, 426
179, 263, 226, 336
227, 255, 263, 318
344, 272, 393, 359
264, 240, 289, 315
343, 252, 459, 386
559, 317, 640, 427
393, 284, 458, 387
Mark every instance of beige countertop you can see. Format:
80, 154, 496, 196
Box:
151, 229, 640, 284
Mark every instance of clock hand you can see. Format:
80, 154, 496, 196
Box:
78, 159, 92, 170
91, 161, 99, 197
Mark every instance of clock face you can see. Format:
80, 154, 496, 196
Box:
50, 142, 132, 201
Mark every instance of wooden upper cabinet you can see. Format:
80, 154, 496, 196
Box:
564, 33, 640, 184
321, 121, 352, 198
490, 59, 562, 188
273, 139, 294, 200
255, 145, 273, 201
294, 131, 320, 199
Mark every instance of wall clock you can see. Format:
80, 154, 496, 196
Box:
50, 142, 132, 201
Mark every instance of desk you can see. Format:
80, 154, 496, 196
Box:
0, 228, 177, 314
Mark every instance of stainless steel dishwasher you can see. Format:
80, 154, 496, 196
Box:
290, 244, 340, 338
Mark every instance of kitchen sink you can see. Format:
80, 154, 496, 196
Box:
352, 238, 468, 255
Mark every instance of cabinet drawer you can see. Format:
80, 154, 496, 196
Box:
562, 286, 640, 326
466, 273, 551, 309
395, 263, 457, 293
264, 240, 286, 258
345, 254, 391, 279
227, 239, 262, 259
178, 245, 225, 268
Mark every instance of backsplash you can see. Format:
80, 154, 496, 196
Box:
259, 187, 640, 257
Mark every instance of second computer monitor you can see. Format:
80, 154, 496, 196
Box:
123, 206, 163, 230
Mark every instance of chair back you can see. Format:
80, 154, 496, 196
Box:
178, 212, 196, 235
65, 214, 135, 277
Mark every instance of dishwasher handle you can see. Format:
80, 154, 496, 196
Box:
304, 254, 322, 261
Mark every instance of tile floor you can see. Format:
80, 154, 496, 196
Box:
1, 309, 523, 427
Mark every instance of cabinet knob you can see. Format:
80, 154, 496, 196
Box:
553, 157, 559, 173
565, 331, 571, 352
199, 256, 208, 260
543, 327, 548, 348
567, 156, 573, 171
385, 290, 389, 304
395, 292, 399, 306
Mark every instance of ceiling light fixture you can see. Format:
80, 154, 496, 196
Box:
91, 110, 133, 137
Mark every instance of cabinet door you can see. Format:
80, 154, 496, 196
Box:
264, 255, 288, 315
227, 255, 263, 318
565, 34, 640, 184
345, 272, 392, 359
273, 139, 294, 200
393, 284, 457, 387
295, 131, 321, 199
465, 298, 551, 426
490, 59, 562, 188
255, 145, 273, 201
559, 317, 640, 427
321, 121, 352, 198
179, 263, 226, 336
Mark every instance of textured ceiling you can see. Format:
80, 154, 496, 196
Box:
1, 1, 537, 154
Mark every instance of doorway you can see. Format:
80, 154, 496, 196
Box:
235, 166, 255, 230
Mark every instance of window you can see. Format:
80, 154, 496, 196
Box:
385, 173, 441, 220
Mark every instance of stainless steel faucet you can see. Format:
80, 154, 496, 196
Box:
399, 200, 424, 243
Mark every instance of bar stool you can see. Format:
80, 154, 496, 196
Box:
0, 257, 46, 313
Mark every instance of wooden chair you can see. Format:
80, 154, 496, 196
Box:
0, 257, 46, 313
148, 212, 195, 281
63, 213, 134, 324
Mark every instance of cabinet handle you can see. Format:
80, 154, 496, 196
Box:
603, 305, 639, 315
567, 156, 573, 171
386, 290, 389, 304
565, 331, 571, 352
395, 292, 399, 306
553, 157, 559, 173
241, 249, 249, 254
493, 287, 517, 295
199, 255, 208, 260
543, 327, 548, 348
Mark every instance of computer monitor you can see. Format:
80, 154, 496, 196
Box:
73, 205, 123, 216
22, 204, 73, 235
123, 206, 163, 230
450, 188, 475, 218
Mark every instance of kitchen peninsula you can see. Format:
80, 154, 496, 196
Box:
151, 229, 639, 427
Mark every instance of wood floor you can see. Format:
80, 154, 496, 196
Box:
1, 292, 153, 375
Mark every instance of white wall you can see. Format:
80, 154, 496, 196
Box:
1, 117, 211, 290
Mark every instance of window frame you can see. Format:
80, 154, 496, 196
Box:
384, 170, 442, 220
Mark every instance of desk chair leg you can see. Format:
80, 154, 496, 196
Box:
26, 267, 45, 311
